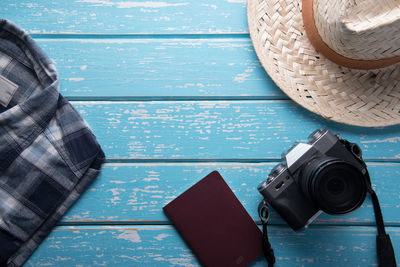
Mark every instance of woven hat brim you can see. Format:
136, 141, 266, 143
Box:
248, 0, 400, 127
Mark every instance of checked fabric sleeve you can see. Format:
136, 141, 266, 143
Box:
0, 19, 105, 267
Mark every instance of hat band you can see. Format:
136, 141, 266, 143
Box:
302, 0, 400, 70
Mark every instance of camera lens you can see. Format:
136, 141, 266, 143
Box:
300, 158, 367, 215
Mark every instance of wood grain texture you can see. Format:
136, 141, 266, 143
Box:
34, 38, 281, 98
27, 225, 400, 266
3, 0, 248, 34
4, 2, 400, 266
71, 101, 400, 160
61, 163, 400, 225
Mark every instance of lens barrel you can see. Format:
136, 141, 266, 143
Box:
300, 157, 367, 215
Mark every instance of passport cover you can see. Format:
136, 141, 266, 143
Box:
163, 171, 263, 267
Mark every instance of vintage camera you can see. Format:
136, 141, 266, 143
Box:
258, 129, 369, 231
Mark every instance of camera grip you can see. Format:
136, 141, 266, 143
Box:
267, 182, 319, 231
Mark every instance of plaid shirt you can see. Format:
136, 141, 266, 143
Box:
0, 20, 104, 266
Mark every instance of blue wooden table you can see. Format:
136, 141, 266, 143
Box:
3, 1, 400, 266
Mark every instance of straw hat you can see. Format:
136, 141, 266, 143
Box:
247, 0, 400, 127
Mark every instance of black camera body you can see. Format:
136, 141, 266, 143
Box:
258, 129, 369, 231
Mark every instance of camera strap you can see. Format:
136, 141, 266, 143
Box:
258, 200, 275, 267
366, 173, 397, 267
258, 177, 397, 267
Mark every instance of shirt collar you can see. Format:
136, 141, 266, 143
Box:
0, 19, 59, 171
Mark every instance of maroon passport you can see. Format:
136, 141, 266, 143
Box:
163, 171, 263, 267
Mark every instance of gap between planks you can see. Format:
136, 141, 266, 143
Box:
65, 96, 289, 101
104, 159, 400, 163
56, 221, 400, 228
31, 33, 250, 39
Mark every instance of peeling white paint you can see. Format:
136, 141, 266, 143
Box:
143, 177, 160, 181
233, 68, 254, 83
110, 196, 121, 205
361, 137, 400, 144
109, 188, 126, 205
79, 39, 150, 44
69, 77, 85, 82
109, 180, 126, 184
132, 187, 164, 194
154, 233, 171, 241
154, 256, 197, 266
115, 230, 142, 243
201, 3, 217, 9
77, 0, 189, 8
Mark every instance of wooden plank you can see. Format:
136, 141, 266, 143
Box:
72, 101, 400, 160
3, 0, 248, 34
27, 225, 400, 266
61, 163, 400, 224
34, 38, 281, 98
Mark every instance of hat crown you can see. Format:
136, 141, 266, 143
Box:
314, 0, 400, 61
